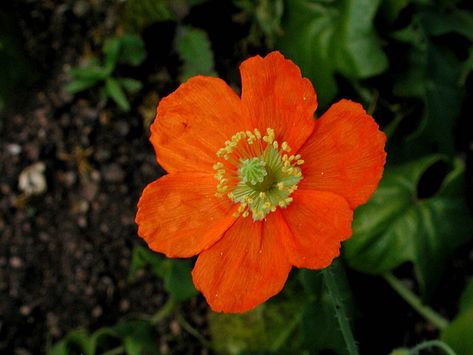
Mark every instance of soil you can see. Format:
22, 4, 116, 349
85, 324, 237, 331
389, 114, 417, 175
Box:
0, 1, 219, 353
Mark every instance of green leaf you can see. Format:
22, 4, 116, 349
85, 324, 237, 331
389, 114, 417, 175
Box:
459, 278, 473, 314
64, 78, 98, 94
47, 328, 98, 355
48, 321, 160, 355
103, 37, 121, 73
441, 279, 473, 354
176, 26, 216, 82
300, 261, 356, 355
420, 9, 473, 40
380, 0, 411, 24
68, 65, 110, 81
160, 259, 198, 301
277, 0, 388, 107
121, 0, 175, 33
119, 78, 143, 93
209, 290, 305, 354
105, 77, 130, 111
129, 246, 163, 281
344, 156, 473, 298
236, 0, 284, 47
392, 10, 468, 156
210, 264, 356, 354
129, 246, 197, 301
118, 34, 146, 66
113, 321, 158, 355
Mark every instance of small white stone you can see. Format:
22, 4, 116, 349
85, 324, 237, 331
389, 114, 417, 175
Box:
6, 143, 22, 155
18, 162, 47, 196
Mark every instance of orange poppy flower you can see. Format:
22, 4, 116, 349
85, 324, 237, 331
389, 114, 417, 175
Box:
136, 51, 386, 313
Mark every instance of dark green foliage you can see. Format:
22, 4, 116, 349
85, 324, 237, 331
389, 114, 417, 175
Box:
441, 277, 473, 353
277, 0, 388, 107
65, 34, 146, 111
129, 246, 197, 301
48, 321, 158, 355
121, 0, 175, 32
209, 261, 356, 354
235, 0, 284, 47
391, 6, 473, 156
344, 156, 473, 298
176, 26, 216, 82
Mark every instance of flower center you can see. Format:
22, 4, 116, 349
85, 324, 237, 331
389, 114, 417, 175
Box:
214, 128, 304, 221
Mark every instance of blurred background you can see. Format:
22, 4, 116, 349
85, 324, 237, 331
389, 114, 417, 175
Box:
1, 0, 472, 354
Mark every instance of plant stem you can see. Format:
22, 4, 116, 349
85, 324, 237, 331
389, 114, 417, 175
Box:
176, 311, 212, 348
384, 273, 449, 330
103, 345, 124, 355
150, 297, 177, 325
102, 298, 177, 355
322, 267, 359, 355
410, 340, 457, 355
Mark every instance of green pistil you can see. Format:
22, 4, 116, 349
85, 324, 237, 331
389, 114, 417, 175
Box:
233, 146, 302, 221
238, 157, 268, 185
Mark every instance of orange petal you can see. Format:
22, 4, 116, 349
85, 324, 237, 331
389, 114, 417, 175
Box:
240, 51, 317, 152
192, 214, 292, 313
280, 190, 353, 269
150, 76, 248, 173
136, 173, 237, 258
298, 99, 386, 209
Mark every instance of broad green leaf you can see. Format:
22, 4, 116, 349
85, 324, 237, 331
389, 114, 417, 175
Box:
392, 8, 469, 156
129, 246, 196, 301
441, 280, 473, 354
118, 34, 146, 66
344, 156, 473, 298
160, 259, 198, 301
420, 9, 473, 40
277, 0, 388, 107
176, 26, 216, 82
105, 77, 130, 111
299, 261, 356, 355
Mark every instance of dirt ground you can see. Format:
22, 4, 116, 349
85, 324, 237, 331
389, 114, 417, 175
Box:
0, 1, 210, 353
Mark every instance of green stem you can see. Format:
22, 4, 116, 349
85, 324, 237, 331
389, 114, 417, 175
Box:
176, 311, 212, 348
410, 340, 457, 355
102, 346, 125, 355
322, 267, 359, 355
150, 297, 177, 325
384, 273, 449, 330
102, 298, 177, 355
